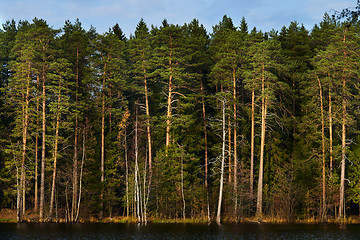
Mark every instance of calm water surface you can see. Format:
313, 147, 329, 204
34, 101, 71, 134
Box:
0, 223, 359, 239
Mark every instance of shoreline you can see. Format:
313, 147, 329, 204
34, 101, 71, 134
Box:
2, 208, 359, 224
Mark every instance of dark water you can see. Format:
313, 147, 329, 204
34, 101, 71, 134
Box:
0, 223, 359, 239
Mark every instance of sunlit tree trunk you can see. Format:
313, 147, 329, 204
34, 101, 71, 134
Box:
20, 62, 31, 220
338, 30, 347, 221
233, 68, 238, 217
166, 65, 173, 148
216, 97, 226, 224
100, 63, 106, 218
134, 105, 141, 222
124, 128, 129, 218
34, 76, 40, 213
228, 115, 232, 183
72, 51, 80, 222
75, 125, 86, 222
328, 81, 333, 175
49, 76, 62, 220
200, 78, 210, 222
180, 145, 186, 220
143, 62, 151, 223
317, 75, 326, 221
39, 64, 46, 221
256, 63, 267, 218
250, 87, 255, 199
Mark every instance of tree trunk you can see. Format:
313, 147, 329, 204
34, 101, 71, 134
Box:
72, 47, 80, 222
233, 68, 238, 217
166, 48, 173, 149
34, 76, 40, 213
317, 75, 326, 221
20, 63, 31, 220
256, 63, 267, 218
100, 63, 106, 218
329, 82, 333, 175
49, 76, 62, 220
338, 30, 347, 221
143, 61, 151, 223
228, 115, 232, 183
216, 97, 226, 224
250, 87, 255, 199
200, 78, 210, 222
181, 146, 186, 220
134, 105, 141, 222
125, 129, 129, 218
39, 66, 46, 221
166, 75, 173, 148
76, 125, 86, 222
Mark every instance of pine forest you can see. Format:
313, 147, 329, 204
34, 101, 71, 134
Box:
1, 5, 360, 223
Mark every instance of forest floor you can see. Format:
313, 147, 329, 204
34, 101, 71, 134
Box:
1, 208, 360, 224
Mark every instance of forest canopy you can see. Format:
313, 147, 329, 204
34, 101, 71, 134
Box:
0, 5, 360, 223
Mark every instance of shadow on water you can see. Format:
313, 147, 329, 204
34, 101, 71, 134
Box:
1, 222, 360, 239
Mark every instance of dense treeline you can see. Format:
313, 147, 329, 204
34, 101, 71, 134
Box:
1, 8, 360, 223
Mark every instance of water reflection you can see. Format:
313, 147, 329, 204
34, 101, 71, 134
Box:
1, 223, 360, 239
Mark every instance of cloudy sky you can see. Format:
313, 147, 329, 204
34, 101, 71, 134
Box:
0, 0, 355, 36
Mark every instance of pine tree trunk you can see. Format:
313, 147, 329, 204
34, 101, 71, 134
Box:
100, 63, 106, 218
166, 74, 173, 148
317, 75, 326, 220
125, 129, 129, 218
256, 63, 267, 218
329, 82, 333, 175
200, 78, 210, 222
181, 146, 186, 220
39, 67, 46, 221
34, 77, 39, 213
76, 125, 86, 222
233, 68, 238, 217
216, 98, 226, 224
20, 64, 31, 220
144, 63, 152, 222
228, 115, 232, 183
72, 48, 80, 222
339, 30, 347, 221
250, 87, 255, 199
72, 117, 78, 222
49, 77, 62, 220
134, 106, 141, 222
339, 80, 346, 220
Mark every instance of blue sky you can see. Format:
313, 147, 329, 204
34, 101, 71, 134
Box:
0, 0, 355, 36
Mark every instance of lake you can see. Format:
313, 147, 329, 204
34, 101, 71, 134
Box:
1, 223, 359, 239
